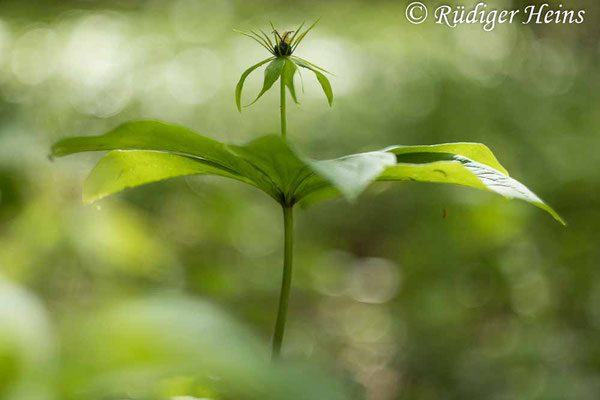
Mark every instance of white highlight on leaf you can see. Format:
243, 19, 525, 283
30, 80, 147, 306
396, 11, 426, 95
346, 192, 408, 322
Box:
454, 155, 545, 205
309, 151, 397, 200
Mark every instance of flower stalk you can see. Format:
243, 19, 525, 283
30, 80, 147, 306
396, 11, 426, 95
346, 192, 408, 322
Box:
272, 205, 294, 359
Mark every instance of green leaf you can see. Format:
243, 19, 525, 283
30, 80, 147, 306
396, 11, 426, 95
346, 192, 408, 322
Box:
296, 186, 340, 209
83, 150, 256, 204
229, 135, 310, 201
247, 57, 285, 106
52, 123, 563, 224
228, 137, 396, 205
293, 58, 333, 106
294, 143, 563, 224
282, 58, 299, 104
378, 156, 564, 224
385, 142, 509, 175
51, 120, 278, 199
235, 57, 274, 112
52, 120, 228, 165
228, 136, 396, 204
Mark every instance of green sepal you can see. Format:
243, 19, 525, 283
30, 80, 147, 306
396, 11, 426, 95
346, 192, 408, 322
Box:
291, 56, 332, 74
247, 57, 286, 107
282, 58, 299, 104
291, 19, 320, 52
235, 57, 274, 112
292, 57, 333, 106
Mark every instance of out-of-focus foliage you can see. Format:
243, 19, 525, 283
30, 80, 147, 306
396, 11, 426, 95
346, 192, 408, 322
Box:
0, 0, 598, 399
3, 286, 354, 400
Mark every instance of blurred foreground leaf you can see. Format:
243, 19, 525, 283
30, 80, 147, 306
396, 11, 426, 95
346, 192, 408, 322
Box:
0, 279, 55, 400
62, 295, 354, 400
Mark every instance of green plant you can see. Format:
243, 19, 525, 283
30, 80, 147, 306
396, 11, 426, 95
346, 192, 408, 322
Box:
50, 22, 564, 361
234, 20, 332, 141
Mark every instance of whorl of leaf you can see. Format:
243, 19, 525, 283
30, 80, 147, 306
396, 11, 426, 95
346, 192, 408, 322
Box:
51, 120, 565, 225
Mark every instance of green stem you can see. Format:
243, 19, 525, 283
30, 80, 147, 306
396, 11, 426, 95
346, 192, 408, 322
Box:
280, 76, 287, 141
272, 205, 294, 359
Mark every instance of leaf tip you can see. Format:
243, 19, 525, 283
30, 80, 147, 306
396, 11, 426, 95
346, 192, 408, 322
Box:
535, 200, 566, 226
552, 210, 567, 226
82, 191, 100, 205
559, 218, 567, 226
49, 143, 61, 157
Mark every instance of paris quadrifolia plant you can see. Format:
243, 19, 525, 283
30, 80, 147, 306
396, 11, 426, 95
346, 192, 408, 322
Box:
234, 20, 332, 141
50, 21, 565, 361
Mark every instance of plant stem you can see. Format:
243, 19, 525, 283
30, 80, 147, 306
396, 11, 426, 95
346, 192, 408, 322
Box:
272, 205, 294, 359
280, 76, 287, 141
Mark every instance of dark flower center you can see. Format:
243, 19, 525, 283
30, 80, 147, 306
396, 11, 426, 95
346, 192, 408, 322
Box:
274, 42, 292, 56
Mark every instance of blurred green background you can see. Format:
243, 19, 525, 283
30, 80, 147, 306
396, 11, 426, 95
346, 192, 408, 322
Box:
0, 0, 599, 399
